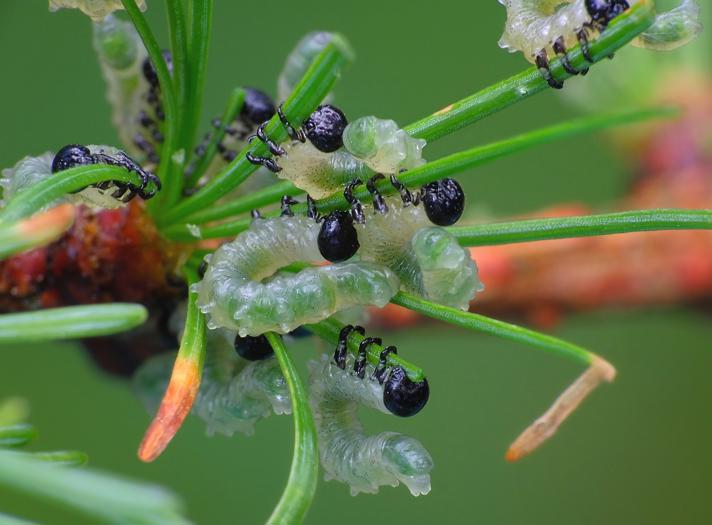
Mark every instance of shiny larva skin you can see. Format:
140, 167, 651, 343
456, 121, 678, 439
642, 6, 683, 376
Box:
357, 196, 483, 310
2, 148, 141, 210
278, 32, 335, 102
308, 354, 433, 496
275, 116, 426, 199
498, 0, 620, 62
194, 215, 401, 336
92, 15, 162, 163
133, 330, 291, 437
498, 0, 700, 63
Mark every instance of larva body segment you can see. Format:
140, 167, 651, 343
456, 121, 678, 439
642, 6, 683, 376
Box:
342, 116, 427, 174
92, 15, 155, 161
499, 0, 700, 64
1, 149, 133, 210
133, 329, 290, 437
1, 153, 55, 205
275, 117, 426, 199
357, 197, 483, 310
632, 0, 702, 51
194, 215, 401, 336
498, 0, 596, 63
275, 142, 372, 198
308, 354, 433, 496
49, 0, 146, 20
278, 32, 335, 103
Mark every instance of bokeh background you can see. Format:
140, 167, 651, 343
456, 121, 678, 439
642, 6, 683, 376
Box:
1, 1, 712, 524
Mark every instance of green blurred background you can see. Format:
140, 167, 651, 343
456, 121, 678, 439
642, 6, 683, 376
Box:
1, 1, 712, 524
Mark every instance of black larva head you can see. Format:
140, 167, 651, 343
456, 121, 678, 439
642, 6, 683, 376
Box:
383, 366, 429, 417
241, 88, 277, 126
585, 0, 630, 26
51, 144, 92, 173
317, 210, 360, 262
421, 178, 465, 226
303, 105, 347, 153
197, 259, 208, 279
142, 49, 173, 88
234, 334, 274, 361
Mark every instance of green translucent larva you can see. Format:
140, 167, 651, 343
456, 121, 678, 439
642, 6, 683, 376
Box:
278, 32, 335, 102
194, 215, 401, 336
92, 15, 152, 160
133, 328, 290, 437
632, 0, 702, 51
275, 116, 426, 199
498, 0, 700, 64
308, 354, 433, 496
274, 142, 371, 199
357, 197, 483, 310
49, 0, 146, 21
1, 148, 130, 210
498, 0, 597, 63
1, 153, 54, 206
342, 116, 426, 174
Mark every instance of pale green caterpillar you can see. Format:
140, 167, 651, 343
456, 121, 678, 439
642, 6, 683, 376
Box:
498, 0, 701, 65
269, 115, 426, 199
308, 353, 433, 496
356, 196, 483, 311
92, 15, 165, 165
92, 15, 152, 161
278, 32, 336, 103
633, 0, 702, 51
133, 328, 290, 437
1, 148, 136, 209
194, 215, 401, 336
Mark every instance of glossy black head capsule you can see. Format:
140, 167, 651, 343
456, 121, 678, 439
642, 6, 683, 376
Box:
585, 0, 630, 26
241, 88, 277, 126
317, 210, 360, 262
303, 105, 347, 153
421, 178, 465, 226
142, 49, 173, 87
51, 144, 93, 173
234, 334, 274, 361
383, 366, 429, 417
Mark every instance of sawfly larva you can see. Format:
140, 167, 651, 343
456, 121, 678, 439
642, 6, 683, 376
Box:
308, 350, 433, 497
278, 32, 335, 103
1, 145, 159, 210
344, 178, 483, 310
133, 327, 290, 437
248, 105, 426, 198
193, 214, 401, 336
52, 144, 160, 202
632, 0, 702, 51
498, 1, 701, 89
92, 15, 153, 162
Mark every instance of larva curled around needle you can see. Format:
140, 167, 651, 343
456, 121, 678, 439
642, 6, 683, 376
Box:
498, 1, 702, 88
133, 327, 291, 437
193, 214, 401, 336
278, 31, 336, 103
308, 348, 433, 497
248, 105, 426, 198
93, 15, 171, 166
344, 179, 483, 311
1, 146, 159, 209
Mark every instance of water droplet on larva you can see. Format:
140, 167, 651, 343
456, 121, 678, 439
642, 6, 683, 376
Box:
517, 86, 528, 97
